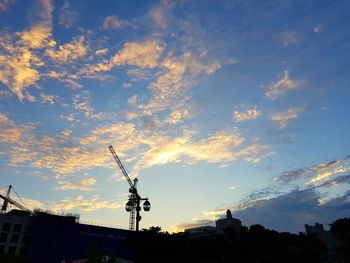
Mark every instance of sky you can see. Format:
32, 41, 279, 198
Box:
0, 0, 349, 233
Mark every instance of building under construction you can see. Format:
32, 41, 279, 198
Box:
0, 209, 136, 262
0, 147, 149, 262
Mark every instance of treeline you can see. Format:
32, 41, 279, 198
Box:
134, 218, 350, 263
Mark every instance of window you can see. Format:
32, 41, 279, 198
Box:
2, 223, 11, 232
14, 224, 22, 233
22, 235, 30, 245
19, 246, 27, 256
7, 246, 17, 255
11, 234, 20, 243
24, 225, 31, 234
0, 233, 8, 242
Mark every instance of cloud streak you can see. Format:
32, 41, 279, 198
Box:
54, 178, 97, 191
233, 107, 262, 122
265, 71, 300, 100
270, 107, 304, 129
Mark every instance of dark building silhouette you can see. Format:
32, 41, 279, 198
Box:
305, 223, 337, 256
215, 209, 242, 232
185, 209, 242, 238
0, 209, 136, 262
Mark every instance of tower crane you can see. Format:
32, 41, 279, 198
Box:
109, 145, 150, 231
0, 185, 31, 213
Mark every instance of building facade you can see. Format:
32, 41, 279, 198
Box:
0, 209, 136, 262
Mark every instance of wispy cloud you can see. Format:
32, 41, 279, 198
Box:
277, 155, 350, 187
54, 178, 97, 191
46, 36, 88, 63
72, 90, 114, 120
265, 71, 300, 100
2, 114, 270, 176
270, 107, 304, 129
233, 107, 262, 121
280, 31, 300, 46
102, 15, 132, 30
0, 0, 15, 12
149, 0, 175, 28
58, 0, 79, 29
50, 195, 124, 212
39, 93, 55, 104
0, 113, 34, 143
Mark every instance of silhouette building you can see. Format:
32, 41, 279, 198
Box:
215, 209, 242, 232
185, 209, 242, 238
305, 223, 325, 234
305, 223, 337, 255
0, 209, 136, 262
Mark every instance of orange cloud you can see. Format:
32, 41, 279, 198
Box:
50, 195, 124, 212
102, 15, 132, 30
54, 178, 97, 191
46, 36, 88, 63
265, 71, 300, 100
233, 107, 262, 121
270, 107, 304, 129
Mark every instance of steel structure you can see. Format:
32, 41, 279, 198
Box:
0, 185, 31, 213
109, 145, 150, 231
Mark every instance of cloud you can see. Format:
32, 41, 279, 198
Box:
228, 185, 236, 191
102, 15, 132, 30
39, 93, 54, 104
0, 41, 43, 101
111, 40, 164, 68
276, 155, 350, 185
22, 198, 46, 210
81, 39, 164, 75
45, 36, 88, 63
58, 0, 79, 28
133, 51, 221, 121
132, 128, 270, 173
72, 90, 114, 120
265, 71, 300, 100
0, 0, 15, 12
233, 107, 262, 121
95, 48, 108, 56
4, 116, 269, 176
233, 188, 350, 233
0, 113, 33, 143
270, 107, 304, 129
280, 31, 300, 46
149, 0, 175, 28
50, 195, 124, 212
313, 25, 322, 33
0, 0, 54, 101
54, 178, 97, 191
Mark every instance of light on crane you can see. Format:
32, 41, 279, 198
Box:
109, 145, 150, 232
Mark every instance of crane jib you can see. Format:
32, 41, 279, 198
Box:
108, 145, 135, 189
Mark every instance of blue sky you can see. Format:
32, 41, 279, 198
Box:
0, 0, 349, 233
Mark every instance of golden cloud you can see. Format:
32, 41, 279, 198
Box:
50, 195, 124, 212
0, 113, 33, 143
54, 178, 97, 191
102, 15, 132, 30
265, 71, 300, 100
233, 107, 262, 121
270, 107, 304, 129
46, 36, 88, 63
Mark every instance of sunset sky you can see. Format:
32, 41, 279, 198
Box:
0, 0, 349, 233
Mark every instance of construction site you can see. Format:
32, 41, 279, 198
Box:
0, 146, 147, 263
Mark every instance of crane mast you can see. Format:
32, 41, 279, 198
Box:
0, 185, 31, 213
